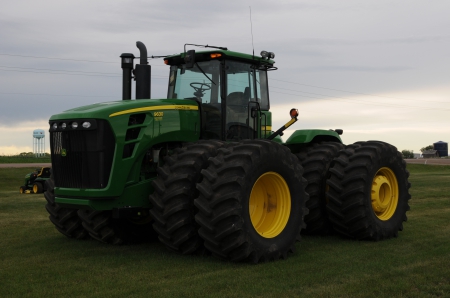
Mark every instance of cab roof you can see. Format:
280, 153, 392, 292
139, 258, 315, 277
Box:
164, 49, 275, 68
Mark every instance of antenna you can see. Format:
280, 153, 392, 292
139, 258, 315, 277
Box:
249, 6, 254, 57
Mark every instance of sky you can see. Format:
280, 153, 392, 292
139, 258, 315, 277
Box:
1, 0, 449, 155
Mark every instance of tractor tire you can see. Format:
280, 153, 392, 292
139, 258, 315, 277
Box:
195, 140, 308, 263
77, 209, 155, 245
326, 141, 411, 240
32, 182, 44, 194
44, 175, 88, 239
296, 142, 345, 235
149, 140, 226, 254
19, 186, 26, 194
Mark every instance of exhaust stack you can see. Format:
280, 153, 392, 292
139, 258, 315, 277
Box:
135, 41, 151, 99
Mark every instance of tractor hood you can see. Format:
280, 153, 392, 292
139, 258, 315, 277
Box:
49, 98, 198, 121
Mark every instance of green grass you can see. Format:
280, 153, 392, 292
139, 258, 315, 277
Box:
0, 155, 51, 163
1, 165, 450, 297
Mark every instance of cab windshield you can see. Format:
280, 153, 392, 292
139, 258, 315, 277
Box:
167, 58, 269, 140
167, 60, 221, 104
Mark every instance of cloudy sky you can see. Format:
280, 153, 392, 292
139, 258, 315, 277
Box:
1, 0, 449, 155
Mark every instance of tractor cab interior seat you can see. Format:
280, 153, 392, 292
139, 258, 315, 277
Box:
226, 89, 255, 140
227, 91, 247, 123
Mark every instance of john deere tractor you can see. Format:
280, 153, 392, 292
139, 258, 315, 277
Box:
45, 42, 411, 262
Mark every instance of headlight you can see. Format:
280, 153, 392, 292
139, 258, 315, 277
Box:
71, 122, 78, 129
52, 123, 58, 130
82, 121, 91, 129
61, 123, 67, 129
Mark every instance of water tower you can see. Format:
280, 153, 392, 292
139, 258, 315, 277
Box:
433, 141, 448, 157
33, 129, 46, 157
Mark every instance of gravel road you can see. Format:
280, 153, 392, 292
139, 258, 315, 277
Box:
405, 159, 450, 165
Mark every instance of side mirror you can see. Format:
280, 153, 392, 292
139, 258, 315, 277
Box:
251, 106, 258, 118
185, 50, 196, 69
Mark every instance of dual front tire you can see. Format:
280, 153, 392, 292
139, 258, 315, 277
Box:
194, 140, 308, 262
44, 174, 88, 239
149, 140, 308, 262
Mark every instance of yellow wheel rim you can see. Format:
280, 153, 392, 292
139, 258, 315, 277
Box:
371, 167, 399, 220
33, 184, 38, 193
249, 172, 291, 238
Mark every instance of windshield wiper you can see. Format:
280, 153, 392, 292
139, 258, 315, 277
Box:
195, 62, 216, 85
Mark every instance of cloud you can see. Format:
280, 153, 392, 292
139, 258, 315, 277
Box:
300, 65, 412, 73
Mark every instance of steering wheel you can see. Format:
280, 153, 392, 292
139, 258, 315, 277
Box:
190, 82, 211, 98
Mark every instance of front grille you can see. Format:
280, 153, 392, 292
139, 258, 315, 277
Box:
50, 119, 115, 189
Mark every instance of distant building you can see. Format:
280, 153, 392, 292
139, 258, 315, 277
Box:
422, 150, 439, 158
413, 153, 422, 159
433, 141, 448, 157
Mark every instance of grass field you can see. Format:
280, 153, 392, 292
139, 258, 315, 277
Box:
1, 165, 449, 297
0, 155, 51, 164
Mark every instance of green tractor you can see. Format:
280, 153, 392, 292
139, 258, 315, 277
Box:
45, 42, 411, 262
20, 167, 51, 194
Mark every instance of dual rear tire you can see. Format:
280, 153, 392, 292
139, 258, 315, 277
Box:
326, 141, 411, 240
295, 141, 410, 241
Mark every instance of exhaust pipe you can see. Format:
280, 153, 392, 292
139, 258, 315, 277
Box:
135, 41, 151, 99
120, 53, 134, 100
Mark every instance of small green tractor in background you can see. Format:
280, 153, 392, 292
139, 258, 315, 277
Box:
44, 42, 411, 263
20, 167, 51, 194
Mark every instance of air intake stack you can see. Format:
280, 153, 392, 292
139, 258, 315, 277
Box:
120, 53, 134, 100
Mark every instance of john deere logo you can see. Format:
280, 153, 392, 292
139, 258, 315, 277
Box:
61, 149, 67, 157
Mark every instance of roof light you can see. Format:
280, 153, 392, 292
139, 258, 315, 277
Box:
164, 59, 168, 65
261, 50, 275, 59
210, 53, 222, 59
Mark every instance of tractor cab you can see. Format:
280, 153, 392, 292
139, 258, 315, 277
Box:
164, 47, 275, 141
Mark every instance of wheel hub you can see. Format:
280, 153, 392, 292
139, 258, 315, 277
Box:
371, 167, 399, 220
249, 172, 291, 238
